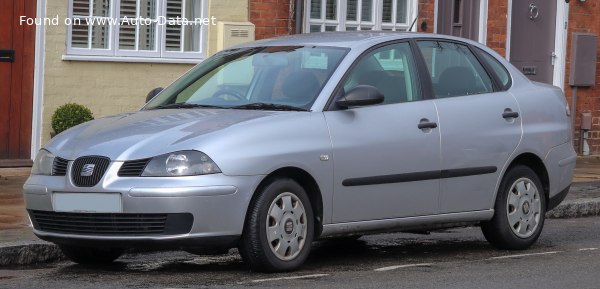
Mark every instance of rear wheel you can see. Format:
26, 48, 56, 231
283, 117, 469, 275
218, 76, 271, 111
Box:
239, 178, 314, 272
59, 245, 123, 264
481, 165, 546, 250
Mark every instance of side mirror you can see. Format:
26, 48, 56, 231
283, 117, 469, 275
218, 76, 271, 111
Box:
146, 87, 164, 103
335, 85, 384, 108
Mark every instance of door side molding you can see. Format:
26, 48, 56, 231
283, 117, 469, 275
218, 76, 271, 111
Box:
342, 166, 497, 187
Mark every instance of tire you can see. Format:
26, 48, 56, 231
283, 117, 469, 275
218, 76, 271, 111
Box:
239, 178, 314, 272
481, 165, 546, 250
59, 245, 123, 264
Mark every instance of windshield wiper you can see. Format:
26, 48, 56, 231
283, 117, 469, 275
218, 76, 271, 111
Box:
152, 103, 226, 110
229, 103, 309, 111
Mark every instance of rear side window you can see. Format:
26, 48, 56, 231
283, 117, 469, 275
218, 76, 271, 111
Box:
475, 47, 512, 90
417, 41, 494, 98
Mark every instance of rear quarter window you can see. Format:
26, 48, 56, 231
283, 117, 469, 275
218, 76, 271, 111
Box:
475, 48, 512, 90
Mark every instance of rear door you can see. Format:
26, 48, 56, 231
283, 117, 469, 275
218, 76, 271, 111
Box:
325, 41, 441, 223
415, 40, 522, 213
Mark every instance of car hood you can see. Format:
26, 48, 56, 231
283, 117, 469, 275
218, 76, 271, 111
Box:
45, 109, 279, 160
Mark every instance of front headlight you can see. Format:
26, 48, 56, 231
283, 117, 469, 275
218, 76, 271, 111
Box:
31, 149, 55, 175
141, 150, 221, 177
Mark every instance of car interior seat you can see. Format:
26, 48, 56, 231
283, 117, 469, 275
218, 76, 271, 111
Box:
436, 66, 479, 97
281, 71, 321, 104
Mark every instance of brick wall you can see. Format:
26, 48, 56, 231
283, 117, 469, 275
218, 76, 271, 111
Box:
417, 0, 435, 33
249, 0, 295, 40
485, 0, 508, 56
564, 1, 600, 154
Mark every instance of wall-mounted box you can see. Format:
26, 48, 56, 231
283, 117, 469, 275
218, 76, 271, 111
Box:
569, 33, 598, 87
217, 22, 255, 51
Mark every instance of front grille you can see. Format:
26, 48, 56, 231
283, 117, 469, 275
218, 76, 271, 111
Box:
71, 156, 111, 187
29, 210, 193, 236
52, 157, 69, 176
118, 158, 151, 177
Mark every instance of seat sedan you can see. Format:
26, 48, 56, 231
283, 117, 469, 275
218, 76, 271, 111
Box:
24, 32, 576, 272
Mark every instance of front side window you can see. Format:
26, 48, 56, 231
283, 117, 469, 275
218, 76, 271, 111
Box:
68, 0, 207, 60
308, 0, 415, 32
144, 46, 349, 110
417, 41, 493, 98
342, 42, 421, 104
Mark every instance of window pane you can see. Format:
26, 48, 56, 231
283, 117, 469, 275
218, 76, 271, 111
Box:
417, 41, 493, 98
166, 0, 183, 19
346, 0, 357, 21
71, 23, 89, 48
119, 24, 136, 49
139, 23, 156, 50
166, 24, 182, 51
325, 0, 336, 20
325, 25, 337, 31
120, 0, 136, 18
310, 0, 321, 19
92, 0, 109, 17
91, 24, 108, 48
476, 48, 511, 89
343, 42, 421, 104
346, 26, 357, 31
310, 25, 322, 32
396, 0, 407, 23
140, 0, 157, 19
184, 0, 202, 20
73, 0, 90, 16
382, 0, 393, 23
183, 24, 201, 52
453, 0, 462, 24
361, 0, 373, 21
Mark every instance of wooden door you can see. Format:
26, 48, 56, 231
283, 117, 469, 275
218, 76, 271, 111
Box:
0, 0, 36, 166
437, 0, 480, 41
509, 0, 557, 84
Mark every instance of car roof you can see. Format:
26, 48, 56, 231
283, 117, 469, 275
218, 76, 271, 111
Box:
236, 31, 482, 49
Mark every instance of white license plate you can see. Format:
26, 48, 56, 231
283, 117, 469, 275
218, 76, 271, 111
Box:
53, 193, 122, 213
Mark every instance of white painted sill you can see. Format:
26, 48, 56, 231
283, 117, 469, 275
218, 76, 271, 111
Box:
62, 54, 204, 64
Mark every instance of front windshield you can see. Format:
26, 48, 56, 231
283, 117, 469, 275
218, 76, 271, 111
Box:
144, 46, 349, 111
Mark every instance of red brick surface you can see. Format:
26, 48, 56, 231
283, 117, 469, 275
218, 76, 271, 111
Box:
249, 0, 295, 40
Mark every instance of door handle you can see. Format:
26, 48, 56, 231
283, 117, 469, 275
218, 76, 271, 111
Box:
418, 121, 438, 130
0, 49, 15, 63
502, 110, 519, 119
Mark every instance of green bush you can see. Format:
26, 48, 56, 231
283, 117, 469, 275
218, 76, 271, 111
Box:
51, 103, 94, 135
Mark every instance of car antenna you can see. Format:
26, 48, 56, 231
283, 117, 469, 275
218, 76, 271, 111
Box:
407, 16, 418, 32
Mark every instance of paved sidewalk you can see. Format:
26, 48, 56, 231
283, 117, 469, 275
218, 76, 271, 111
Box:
1, 157, 600, 266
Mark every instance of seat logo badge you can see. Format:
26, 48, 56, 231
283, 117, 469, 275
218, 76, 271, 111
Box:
320, 154, 330, 161
81, 164, 95, 177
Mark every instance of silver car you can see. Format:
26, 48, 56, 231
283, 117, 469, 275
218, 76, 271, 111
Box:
24, 32, 576, 272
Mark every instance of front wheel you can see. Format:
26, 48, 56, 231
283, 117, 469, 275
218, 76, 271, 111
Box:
481, 165, 546, 250
239, 178, 314, 272
59, 245, 123, 264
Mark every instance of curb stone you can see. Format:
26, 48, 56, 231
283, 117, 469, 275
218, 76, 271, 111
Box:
0, 241, 64, 266
1, 198, 599, 267
546, 198, 600, 219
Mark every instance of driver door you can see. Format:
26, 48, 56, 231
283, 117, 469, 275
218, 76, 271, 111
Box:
325, 42, 442, 223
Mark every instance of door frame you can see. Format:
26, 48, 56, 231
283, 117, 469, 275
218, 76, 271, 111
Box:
433, 0, 488, 44
506, 0, 569, 89
31, 0, 46, 160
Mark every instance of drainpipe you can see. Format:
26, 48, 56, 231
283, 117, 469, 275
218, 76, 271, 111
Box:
294, 0, 303, 34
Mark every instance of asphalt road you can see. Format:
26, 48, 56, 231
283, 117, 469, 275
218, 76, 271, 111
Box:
1, 217, 599, 289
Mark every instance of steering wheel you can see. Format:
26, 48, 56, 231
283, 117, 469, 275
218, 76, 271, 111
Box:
210, 88, 246, 102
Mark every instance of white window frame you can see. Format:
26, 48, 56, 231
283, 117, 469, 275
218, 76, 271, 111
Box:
65, 0, 208, 62
305, 0, 418, 33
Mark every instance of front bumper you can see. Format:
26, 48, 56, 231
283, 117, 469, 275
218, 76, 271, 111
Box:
24, 161, 263, 248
